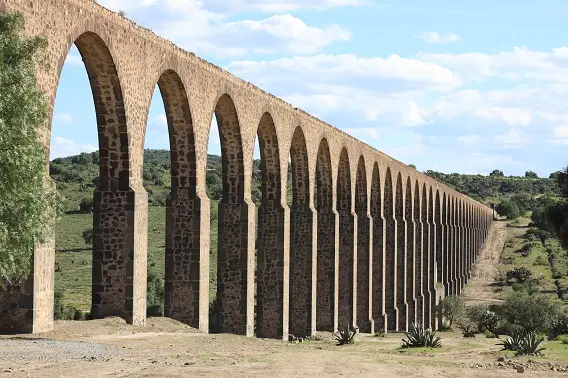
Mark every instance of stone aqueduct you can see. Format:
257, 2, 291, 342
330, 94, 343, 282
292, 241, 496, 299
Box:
0, 0, 493, 339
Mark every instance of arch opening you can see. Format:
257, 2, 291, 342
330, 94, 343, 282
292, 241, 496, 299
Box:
288, 127, 315, 337
404, 178, 415, 327
337, 148, 354, 328
254, 112, 286, 339
370, 164, 385, 331
355, 157, 371, 332
383, 168, 396, 330
315, 138, 335, 332
208, 94, 251, 336
395, 173, 406, 330
46, 32, 138, 326
413, 182, 424, 326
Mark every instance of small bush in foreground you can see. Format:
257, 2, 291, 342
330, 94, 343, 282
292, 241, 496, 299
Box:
401, 322, 441, 349
459, 323, 477, 338
334, 325, 358, 346
498, 330, 546, 356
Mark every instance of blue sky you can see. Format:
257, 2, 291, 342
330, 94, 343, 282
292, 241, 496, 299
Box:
50, 0, 568, 177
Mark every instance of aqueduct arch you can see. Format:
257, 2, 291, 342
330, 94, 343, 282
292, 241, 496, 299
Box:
0, 0, 493, 337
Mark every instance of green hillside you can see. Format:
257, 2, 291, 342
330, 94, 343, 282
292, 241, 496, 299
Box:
50, 150, 566, 318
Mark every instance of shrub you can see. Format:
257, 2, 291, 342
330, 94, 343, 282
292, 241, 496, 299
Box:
534, 255, 548, 266
525, 228, 551, 246
466, 305, 489, 332
334, 325, 358, 346
496, 200, 521, 219
78, 197, 93, 213
401, 322, 441, 348
498, 330, 546, 356
505, 267, 532, 283
459, 323, 477, 338
373, 328, 385, 337
146, 272, 164, 316
549, 314, 568, 339
435, 295, 465, 330
479, 311, 501, 337
501, 292, 563, 333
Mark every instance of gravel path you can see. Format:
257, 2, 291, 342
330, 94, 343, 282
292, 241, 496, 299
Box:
0, 338, 118, 364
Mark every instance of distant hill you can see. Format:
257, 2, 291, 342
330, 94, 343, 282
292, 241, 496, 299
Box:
50, 149, 559, 212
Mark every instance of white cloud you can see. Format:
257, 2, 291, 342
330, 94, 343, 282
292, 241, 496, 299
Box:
344, 127, 380, 140
64, 53, 82, 66
419, 32, 460, 44
50, 137, 97, 159
495, 129, 529, 148
549, 125, 568, 145
53, 112, 72, 123
457, 135, 479, 146
227, 54, 462, 92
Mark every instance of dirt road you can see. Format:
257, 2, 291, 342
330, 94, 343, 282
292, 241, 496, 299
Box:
462, 220, 507, 305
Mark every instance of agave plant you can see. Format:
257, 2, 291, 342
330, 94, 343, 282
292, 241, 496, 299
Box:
334, 325, 358, 346
498, 330, 546, 356
459, 323, 477, 338
401, 322, 442, 348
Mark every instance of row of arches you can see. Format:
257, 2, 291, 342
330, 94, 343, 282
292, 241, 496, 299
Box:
0, 14, 493, 336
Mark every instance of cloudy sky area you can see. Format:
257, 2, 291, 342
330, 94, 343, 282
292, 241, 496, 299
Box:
51, 0, 568, 176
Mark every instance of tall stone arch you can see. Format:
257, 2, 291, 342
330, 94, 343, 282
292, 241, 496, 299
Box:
315, 138, 336, 332
405, 178, 415, 328
255, 112, 287, 339
337, 148, 355, 328
211, 93, 253, 336
427, 187, 436, 329
435, 190, 443, 304
289, 126, 316, 337
355, 157, 372, 332
383, 168, 397, 330
421, 184, 430, 328
395, 173, 407, 330
441, 193, 449, 297
153, 69, 205, 330
414, 181, 424, 326
370, 164, 385, 332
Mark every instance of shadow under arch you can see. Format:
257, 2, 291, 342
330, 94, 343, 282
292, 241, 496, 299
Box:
383, 168, 396, 330
441, 193, 449, 297
355, 156, 371, 332
421, 184, 431, 328
370, 163, 385, 331
209, 93, 251, 336
414, 181, 424, 326
404, 177, 415, 327
288, 126, 315, 337
434, 190, 444, 307
427, 187, 436, 329
394, 173, 406, 330
255, 112, 287, 339
337, 148, 354, 328
315, 138, 336, 332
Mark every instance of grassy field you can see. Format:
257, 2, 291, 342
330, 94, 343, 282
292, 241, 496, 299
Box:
496, 217, 568, 300
55, 204, 220, 311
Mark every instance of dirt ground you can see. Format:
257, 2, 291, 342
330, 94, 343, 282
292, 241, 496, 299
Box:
2, 222, 568, 378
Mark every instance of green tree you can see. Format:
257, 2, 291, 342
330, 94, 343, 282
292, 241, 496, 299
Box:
525, 171, 538, 179
0, 12, 52, 284
490, 169, 504, 177
436, 295, 465, 329
500, 292, 563, 333
496, 199, 521, 219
